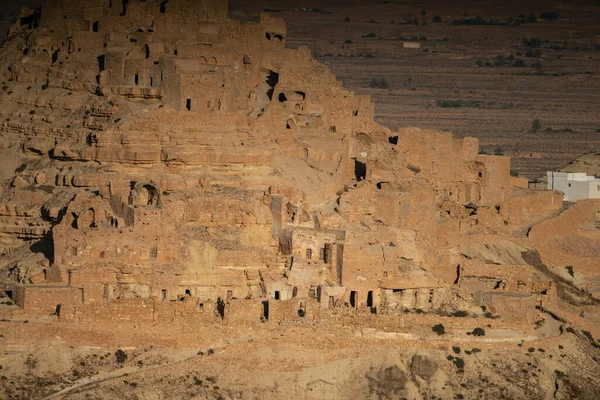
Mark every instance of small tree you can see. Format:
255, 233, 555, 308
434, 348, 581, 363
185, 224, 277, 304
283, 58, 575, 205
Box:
531, 119, 542, 132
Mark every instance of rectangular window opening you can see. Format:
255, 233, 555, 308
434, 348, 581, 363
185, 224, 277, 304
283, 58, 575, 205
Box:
350, 290, 358, 307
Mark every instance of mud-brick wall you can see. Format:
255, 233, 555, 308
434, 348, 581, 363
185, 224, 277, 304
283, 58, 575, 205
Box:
15, 285, 82, 312
60, 298, 155, 323
222, 299, 263, 325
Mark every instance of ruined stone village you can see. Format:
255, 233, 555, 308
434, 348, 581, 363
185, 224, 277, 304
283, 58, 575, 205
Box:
0, 2, 599, 395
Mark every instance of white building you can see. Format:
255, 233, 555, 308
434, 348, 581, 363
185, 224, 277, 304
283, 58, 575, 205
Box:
547, 171, 600, 201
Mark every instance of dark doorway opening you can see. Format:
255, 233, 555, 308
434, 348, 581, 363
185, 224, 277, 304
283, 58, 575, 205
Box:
262, 300, 269, 321
92, 21, 99, 32
324, 243, 332, 264
120, 0, 129, 16
305, 248, 312, 260
265, 70, 279, 100
186, 98, 192, 111
97, 55, 105, 71
388, 136, 398, 145
274, 291, 280, 300
367, 291, 373, 307
185, 289, 191, 296
134, 74, 139, 85
354, 159, 367, 181
161, 289, 167, 301
55, 304, 61, 315
350, 290, 358, 307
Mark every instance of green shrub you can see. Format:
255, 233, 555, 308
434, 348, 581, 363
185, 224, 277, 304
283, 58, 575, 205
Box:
345, 39, 353, 44
437, 100, 462, 108
525, 49, 541, 58
472, 328, 486, 336
531, 118, 542, 132
452, 346, 461, 354
510, 170, 519, 177
513, 59, 526, 67
432, 323, 445, 335
522, 37, 543, 47
453, 357, 465, 369
115, 349, 127, 364
452, 311, 468, 317
369, 78, 389, 89
565, 266, 574, 277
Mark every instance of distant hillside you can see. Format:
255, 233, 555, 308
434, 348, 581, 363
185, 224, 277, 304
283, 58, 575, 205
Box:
562, 151, 600, 176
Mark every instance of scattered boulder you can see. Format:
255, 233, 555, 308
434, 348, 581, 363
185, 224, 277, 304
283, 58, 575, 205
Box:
11, 175, 28, 188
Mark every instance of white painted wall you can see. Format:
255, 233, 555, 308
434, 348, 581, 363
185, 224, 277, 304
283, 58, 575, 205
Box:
547, 171, 600, 201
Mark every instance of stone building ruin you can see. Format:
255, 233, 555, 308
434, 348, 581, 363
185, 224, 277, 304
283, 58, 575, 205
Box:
0, 0, 582, 335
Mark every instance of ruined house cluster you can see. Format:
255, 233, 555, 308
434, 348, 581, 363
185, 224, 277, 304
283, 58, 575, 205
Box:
0, 0, 573, 333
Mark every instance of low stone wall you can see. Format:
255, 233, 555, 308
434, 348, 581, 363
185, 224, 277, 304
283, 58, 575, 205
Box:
60, 297, 219, 324
14, 285, 82, 313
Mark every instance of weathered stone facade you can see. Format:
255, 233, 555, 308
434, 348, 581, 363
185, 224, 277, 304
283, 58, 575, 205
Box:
1, 0, 584, 333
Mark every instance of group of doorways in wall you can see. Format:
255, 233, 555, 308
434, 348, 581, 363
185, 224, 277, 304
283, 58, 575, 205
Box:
349, 290, 374, 311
